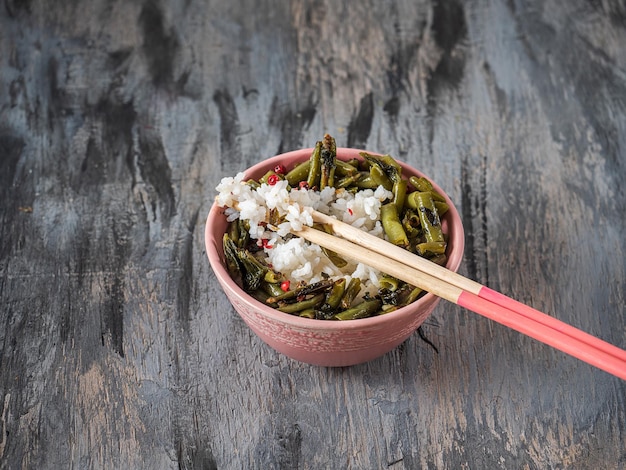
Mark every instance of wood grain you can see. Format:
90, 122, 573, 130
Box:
1, 0, 625, 468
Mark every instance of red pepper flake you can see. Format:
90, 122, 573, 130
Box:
298, 181, 309, 190
347, 208, 354, 216
267, 174, 280, 186
261, 238, 273, 249
280, 280, 291, 292
274, 164, 286, 175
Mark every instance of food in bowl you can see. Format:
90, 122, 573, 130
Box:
214, 134, 451, 321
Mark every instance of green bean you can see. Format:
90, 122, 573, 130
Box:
413, 192, 444, 243
261, 281, 285, 298
381, 203, 409, 247
405, 192, 421, 210
380, 304, 398, 314
263, 269, 284, 284
340, 277, 361, 309
319, 134, 337, 189
332, 299, 382, 320
415, 241, 447, 257
399, 286, 424, 306
245, 179, 260, 190
286, 161, 311, 186
237, 219, 250, 248
336, 173, 362, 188
266, 279, 334, 304
369, 163, 393, 190
250, 289, 271, 303
392, 178, 407, 211
362, 153, 402, 183
355, 173, 379, 189
335, 159, 359, 177
223, 234, 241, 275
360, 153, 394, 190
434, 201, 449, 217
299, 309, 317, 319
402, 210, 422, 240
409, 176, 446, 202
278, 293, 326, 314
379, 275, 401, 292
324, 278, 346, 310
259, 170, 281, 185
227, 220, 240, 246
306, 141, 322, 189
344, 158, 361, 169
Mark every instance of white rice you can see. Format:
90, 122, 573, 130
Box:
215, 172, 393, 295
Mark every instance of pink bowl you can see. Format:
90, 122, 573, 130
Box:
205, 148, 465, 367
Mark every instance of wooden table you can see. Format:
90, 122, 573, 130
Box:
2, 1, 625, 468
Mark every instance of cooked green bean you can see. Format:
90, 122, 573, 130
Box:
299, 309, 317, 319
266, 279, 335, 304
434, 200, 449, 217
336, 173, 362, 188
416, 241, 447, 257
379, 275, 401, 292
402, 210, 422, 241
355, 173, 379, 189
398, 285, 424, 306
306, 141, 322, 188
228, 220, 240, 246
320, 134, 337, 189
381, 203, 409, 247
325, 278, 346, 309
286, 161, 311, 186
237, 219, 250, 248
392, 178, 407, 211
340, 278, 362, 309
409, 176, 446, 202
263, 269, 284, 284
335, 159, 359, 177
245, 179, 260, 190
332, 299, 382, 320
413, 192, 444, 243
261, 281, 286, 298
379, 154, 402, 173
369, 162, 393, 190
223, 233, 241, 275
260, 170, 281, 185
316, 278, 346, 319
278, 293, 326, 314
381, 304, 398, 314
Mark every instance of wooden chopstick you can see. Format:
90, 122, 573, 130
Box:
291, 211, 626, 380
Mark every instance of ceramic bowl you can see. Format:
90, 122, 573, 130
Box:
205, 148, 464, 367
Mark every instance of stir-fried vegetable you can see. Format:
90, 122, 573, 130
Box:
219, 133, 450, 320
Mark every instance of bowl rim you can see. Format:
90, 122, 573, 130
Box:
205, 147, 465, 331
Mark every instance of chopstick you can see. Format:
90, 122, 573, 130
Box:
290, 210, 626, 380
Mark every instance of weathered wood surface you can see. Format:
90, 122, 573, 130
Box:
1, 0, 625, 468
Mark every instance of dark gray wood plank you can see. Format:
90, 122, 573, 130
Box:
1, 0, 625, 468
